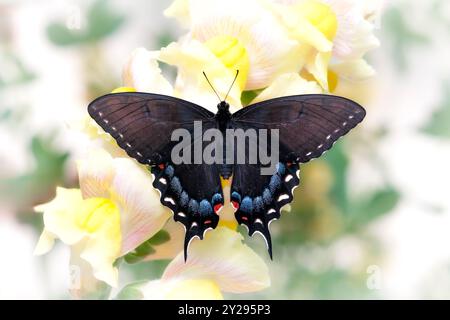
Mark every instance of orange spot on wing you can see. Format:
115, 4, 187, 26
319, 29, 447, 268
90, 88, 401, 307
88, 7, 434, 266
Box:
214, 204, 223, 214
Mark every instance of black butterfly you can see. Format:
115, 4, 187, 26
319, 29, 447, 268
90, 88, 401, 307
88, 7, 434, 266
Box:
88, 86, 365, 260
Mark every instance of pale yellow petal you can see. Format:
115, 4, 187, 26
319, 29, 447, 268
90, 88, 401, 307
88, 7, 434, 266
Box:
306, 51, 332, 91
33, 229, 55, 255
77, 149, 115, 199
140, 278, 223, 300
164, 0, 191, 26
169, 279, 223, 300
110, 158, 172, 254
252, 73, 323, 104
144, 219, 184, 261
323, 0, 380, 59
122, 48, 173, 95
111, 87, 136, 93
36, 187, 86, 246
69, 243, 111, 299
162, 227, 270, 293
270, 1, 334, 52
159, 40, 242, 111
78, 199, 121, 287
189, 0, 298, 90
330, 59, 375, 82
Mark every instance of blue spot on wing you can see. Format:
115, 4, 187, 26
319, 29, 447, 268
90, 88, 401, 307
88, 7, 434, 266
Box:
241, 197, 253, 214
165, 165, 174, 179
253, 196, 264, 212
276, 163, 286, 176
188, 199, 199, 214
199, 200, 213, 216
180, 191, 189, 207
231, 191, 241, 202
212, 193, 223, 204
269, 174, 281, 193
263, 188, 273, 205
170, 176, 182, 195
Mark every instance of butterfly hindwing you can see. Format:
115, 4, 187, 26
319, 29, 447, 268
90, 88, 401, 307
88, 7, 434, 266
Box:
230, 162, 300, 258
151, 162, 223, 260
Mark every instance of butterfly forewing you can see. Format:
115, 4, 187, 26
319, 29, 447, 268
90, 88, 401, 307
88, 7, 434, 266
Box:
88, 92, 215, 165
232, 95, 365, 163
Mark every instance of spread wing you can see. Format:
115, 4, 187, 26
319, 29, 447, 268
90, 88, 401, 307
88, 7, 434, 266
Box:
229, 94, 366, 257
88, 92, 222, 260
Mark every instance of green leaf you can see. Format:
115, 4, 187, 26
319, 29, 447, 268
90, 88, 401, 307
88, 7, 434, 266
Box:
124, 253, 146, 264
422, 82, 450, 138
123, 230, 171, 264
157, 31, 176, 48
147, 230, 171, 246
347, 188, 400, 229
46, 0, 125, 46
46, 23, 85, 46
135, 241, 156, 256
0, 54, 36, 88
87, 0, 125, 42
0, 109, 12, 122
323, 144, 349, 213
0, 136, 69, 210
241, 90, 261, 106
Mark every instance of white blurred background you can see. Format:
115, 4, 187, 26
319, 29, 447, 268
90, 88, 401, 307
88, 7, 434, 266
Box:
1, 0, 450, 299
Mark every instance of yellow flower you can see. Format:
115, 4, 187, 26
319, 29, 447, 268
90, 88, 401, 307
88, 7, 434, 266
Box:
158, 40, 244, 112
269, 0, 380, 92
136, 227, 270, 299
34, 149, 171, 294
165, 0, 298, 91
252, 72, 323, 103
34, 188, 121, 290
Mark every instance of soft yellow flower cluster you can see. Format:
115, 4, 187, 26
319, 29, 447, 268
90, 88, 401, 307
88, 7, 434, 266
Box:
35, 0, 380, 299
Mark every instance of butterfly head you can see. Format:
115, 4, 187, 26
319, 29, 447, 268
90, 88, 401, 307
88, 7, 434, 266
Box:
217, 101, 230, 111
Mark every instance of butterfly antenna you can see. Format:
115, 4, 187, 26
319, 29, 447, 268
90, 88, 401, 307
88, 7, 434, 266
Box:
224, 70, 239, 102
202, 71, 222, 103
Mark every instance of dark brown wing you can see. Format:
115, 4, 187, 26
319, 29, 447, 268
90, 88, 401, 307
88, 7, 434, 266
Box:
88, 92, 215, 165
88, 92, 222, 260
229, 94, 366, 258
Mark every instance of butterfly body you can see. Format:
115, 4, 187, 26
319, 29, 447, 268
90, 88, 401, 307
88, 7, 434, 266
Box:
88, 92, 365, 260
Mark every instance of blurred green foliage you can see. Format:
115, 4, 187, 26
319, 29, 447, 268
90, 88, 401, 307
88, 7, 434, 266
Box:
0, 47, 69, 228
115, 281, 146, 300
0, 53, 36, 88
47, 0, 125, 46
383, 6, 429, 72
422, 81, 450, 138
0, 137, 69, 213
430, 0, 450, 32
